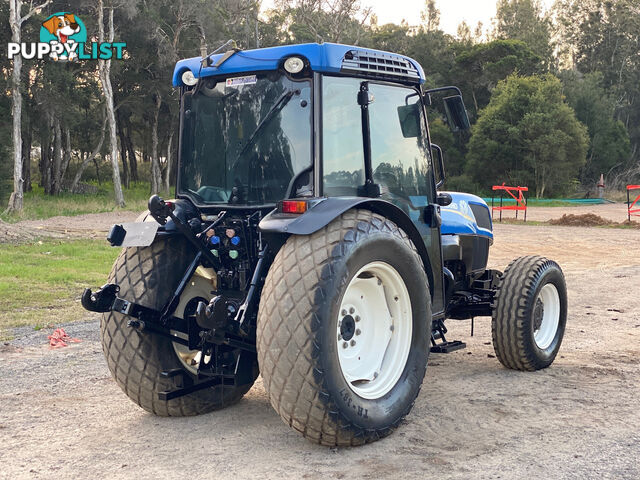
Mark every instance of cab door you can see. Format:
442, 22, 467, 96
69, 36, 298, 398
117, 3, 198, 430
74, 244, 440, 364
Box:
320, 76, 445, 315
367, 82, 445, 315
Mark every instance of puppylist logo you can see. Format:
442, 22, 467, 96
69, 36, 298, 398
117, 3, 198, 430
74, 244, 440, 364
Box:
7, 12, 126, 62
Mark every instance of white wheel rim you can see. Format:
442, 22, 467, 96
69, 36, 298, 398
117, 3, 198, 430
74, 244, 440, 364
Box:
533, 283, 560, 350
337, 261, 412, 400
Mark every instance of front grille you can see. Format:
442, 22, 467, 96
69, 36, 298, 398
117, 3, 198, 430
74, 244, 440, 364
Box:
341, 49, 421, 83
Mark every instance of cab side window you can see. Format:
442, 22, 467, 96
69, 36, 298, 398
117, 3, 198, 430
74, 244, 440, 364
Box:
322, 77, 364, 196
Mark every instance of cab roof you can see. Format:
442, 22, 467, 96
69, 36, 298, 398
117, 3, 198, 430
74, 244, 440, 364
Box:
172, 42, 425, 87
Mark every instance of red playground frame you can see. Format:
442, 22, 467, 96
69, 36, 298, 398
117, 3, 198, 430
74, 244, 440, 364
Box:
491, 184, 528, 222
627, 185, 640, 221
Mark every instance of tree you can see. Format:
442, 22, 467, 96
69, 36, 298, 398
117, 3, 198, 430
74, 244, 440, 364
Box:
97, 0, 125, 206
6, 0, 51, 212
455, 39, 543, 116
467, 74, 589, 197
560, 71, 631, 186
421, 0, 440, 33
271, 0, 371, 44
555, 0, 640, 178
494, 0, 553, 68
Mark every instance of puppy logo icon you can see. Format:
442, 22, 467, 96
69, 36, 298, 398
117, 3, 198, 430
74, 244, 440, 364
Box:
7, 12, 125, 62
40, 12, 87, 61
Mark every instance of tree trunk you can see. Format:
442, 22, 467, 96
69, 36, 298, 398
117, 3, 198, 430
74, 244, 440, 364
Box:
116, 111, 130, 189
164, 129, 174, 194
61, 126, 72, 185
52, 118, 63, 195
43, 116, 54, 194
22, 128, 32, 192
7, 1, 24, 211
6, 0, 51, 211
39, 128, 48, 192
94, 158, 101, 185
151, 93, 162, 194
71, 114, 107, 192
98, 2, 125, 207
124, 119, 138, 182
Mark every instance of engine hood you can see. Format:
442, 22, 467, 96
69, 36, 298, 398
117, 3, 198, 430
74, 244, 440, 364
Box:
440, 192, 493, 241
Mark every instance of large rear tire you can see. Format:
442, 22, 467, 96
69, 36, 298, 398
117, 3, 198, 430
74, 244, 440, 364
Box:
492, 255, 567, 371
101, 237, 257, 416
257, 210, 431, 446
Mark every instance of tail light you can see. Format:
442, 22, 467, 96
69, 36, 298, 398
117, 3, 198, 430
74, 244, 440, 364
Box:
279, 200, 307, 214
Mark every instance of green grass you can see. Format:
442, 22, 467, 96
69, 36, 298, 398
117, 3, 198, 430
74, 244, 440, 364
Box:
483, 198, 584, 207
1, 182, 157, 222
0, 239, 119, 334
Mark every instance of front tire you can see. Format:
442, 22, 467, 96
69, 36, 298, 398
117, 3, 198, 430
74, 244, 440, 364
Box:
492, 255, 567, 371
257, 210, 431, 446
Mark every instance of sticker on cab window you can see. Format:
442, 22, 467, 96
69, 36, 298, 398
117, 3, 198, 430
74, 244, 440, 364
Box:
226, 75, 257, 88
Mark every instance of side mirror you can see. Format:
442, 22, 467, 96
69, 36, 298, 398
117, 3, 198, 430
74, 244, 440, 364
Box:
431, 143, 445, 189
397, 103, 421, 138
443, 95, 470, 132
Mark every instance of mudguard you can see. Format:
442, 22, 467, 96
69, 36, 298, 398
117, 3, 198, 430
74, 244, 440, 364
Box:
259, 196, 436, 297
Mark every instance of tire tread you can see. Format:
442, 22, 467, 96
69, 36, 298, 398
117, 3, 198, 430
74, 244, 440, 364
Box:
257, 210, 425, 446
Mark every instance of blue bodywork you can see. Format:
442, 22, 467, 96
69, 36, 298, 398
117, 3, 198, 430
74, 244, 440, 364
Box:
440, 192, 493, 240
172, 43, 425, 87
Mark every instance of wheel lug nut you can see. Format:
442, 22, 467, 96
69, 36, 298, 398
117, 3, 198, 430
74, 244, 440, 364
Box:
341, 309, 347, 316
355, 329, 361, 336
338, 334, 342, 340
343, 342, 349, 349
349, 307, 355, 314
350, 340, 356, 346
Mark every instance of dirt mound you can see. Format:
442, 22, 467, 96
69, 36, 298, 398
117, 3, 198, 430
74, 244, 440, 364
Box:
0, 219, 39, 244
621, 219, 640, 228
550, 213, 613, 227
549, 213, 640, 228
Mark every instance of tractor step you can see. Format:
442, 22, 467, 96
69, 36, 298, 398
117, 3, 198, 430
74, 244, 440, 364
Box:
430, 340, 466, 353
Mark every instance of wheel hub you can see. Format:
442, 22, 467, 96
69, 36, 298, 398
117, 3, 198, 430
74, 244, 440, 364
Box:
533, 298, 544, 331
340, 315, 356, 341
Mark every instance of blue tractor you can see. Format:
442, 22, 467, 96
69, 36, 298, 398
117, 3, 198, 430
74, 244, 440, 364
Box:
83, 42, 568, 446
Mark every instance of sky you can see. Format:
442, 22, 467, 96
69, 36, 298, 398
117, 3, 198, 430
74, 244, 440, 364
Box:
261, 0, 556, 37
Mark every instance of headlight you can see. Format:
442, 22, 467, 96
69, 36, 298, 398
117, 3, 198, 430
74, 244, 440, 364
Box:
284, 56, 304, 74
181, 70, 198, 86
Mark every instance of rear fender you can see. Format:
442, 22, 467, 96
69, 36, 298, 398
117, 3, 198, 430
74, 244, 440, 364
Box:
259, 197, 435, 298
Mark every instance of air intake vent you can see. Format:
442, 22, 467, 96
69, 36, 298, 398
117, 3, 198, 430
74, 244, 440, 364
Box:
470, 203, 492, 230
341, 49, 421, 83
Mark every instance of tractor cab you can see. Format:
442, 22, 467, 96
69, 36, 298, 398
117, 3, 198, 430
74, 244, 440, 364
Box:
173, 43, 469, 315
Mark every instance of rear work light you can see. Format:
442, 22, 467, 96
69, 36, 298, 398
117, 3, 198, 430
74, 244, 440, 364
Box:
280, 200, 307, 214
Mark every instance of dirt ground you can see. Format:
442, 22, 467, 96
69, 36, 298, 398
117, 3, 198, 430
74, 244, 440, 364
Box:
12, 211, 140, 240
495, 201, 631, 223
1, 213, 639, 479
